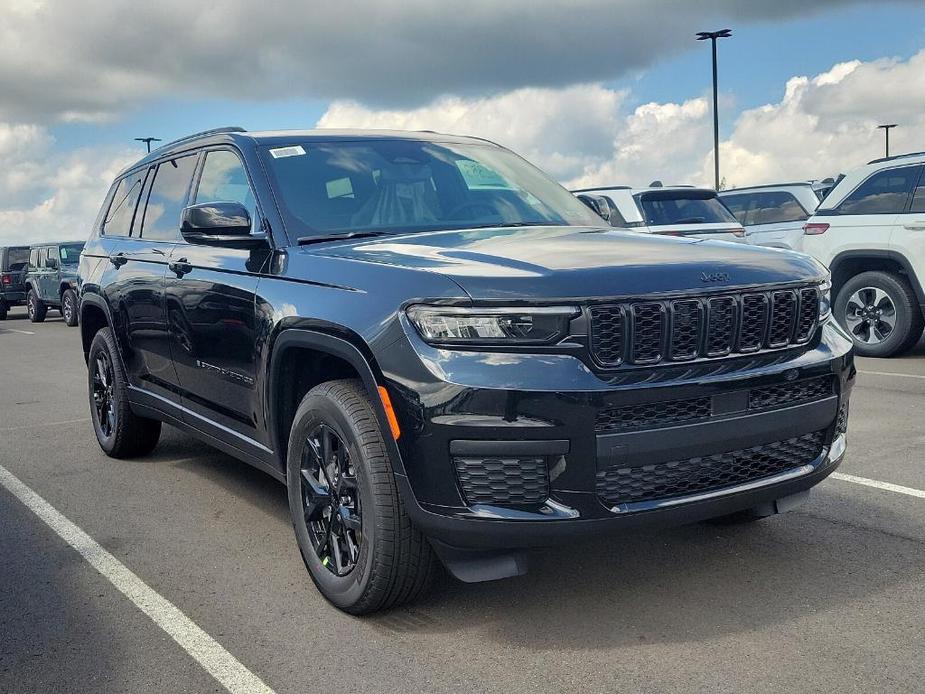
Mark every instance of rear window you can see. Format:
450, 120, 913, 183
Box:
635, 191, 738, 226
721, 191, 810, 226
6, 248, 29, 270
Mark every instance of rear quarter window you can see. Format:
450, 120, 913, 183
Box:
721, 191, 809, 226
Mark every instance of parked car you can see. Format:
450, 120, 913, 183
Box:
78, 127, 852, 614
0, 245, 31, 320
719, 182, 820, 251
24, 241, 85, 326
802, 151, 925, 357
572, 184, 746, 242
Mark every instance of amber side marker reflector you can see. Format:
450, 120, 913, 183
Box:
378, 385, 401, 440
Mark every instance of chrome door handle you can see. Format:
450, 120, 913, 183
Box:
108, 253, 128, 268
903, 220, 925, 231
168, 258, 192, 277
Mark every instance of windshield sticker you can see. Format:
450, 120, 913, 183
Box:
455, 159, 513, 190
270, 145, 306, 159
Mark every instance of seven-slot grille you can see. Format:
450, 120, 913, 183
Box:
589, 286, 820, 367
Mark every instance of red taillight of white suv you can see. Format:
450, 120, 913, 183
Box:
803, 223, 830, 235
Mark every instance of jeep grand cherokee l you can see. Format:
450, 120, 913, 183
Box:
78, 127, 854, 614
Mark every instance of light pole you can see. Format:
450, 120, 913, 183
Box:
696, 29, 732, 190
134, 137, 162, 153
877, 124, 897, 158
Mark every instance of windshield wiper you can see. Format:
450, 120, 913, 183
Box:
297, 231, 389, 246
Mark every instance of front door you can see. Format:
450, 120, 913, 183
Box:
165, 148, 269, 443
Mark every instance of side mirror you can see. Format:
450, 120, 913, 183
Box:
576, 194, 613, 224
180, 201, 266, 249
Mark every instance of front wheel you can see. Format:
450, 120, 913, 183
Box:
27, 289, 47, 323
62, 289, 79, 327
834, 271, 923, 357
286, 379, 437, 614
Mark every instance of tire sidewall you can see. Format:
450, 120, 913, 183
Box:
88, 331, 119, 454
63, 290, 77, 326
835, 273, 913, 356
27, 291, 36, 321
286, 391, 378, 610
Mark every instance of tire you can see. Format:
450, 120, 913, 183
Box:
88, 327, 161, 458
287, 379, 437, 614
62, 289, 79, 327
0, 302, 6, 321
27, 289, 47, 323
834, 271, 924, 357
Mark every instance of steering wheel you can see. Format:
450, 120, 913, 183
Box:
446, 201, 499, 220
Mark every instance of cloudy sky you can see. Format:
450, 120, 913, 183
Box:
3, 0, 925, 244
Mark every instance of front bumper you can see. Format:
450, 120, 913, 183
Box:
378, 320, 854, 550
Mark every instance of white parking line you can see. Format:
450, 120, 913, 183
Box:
859, 369, 925, 381
0, 464, 276, 694
831, 472, 925, 499
1, 328, 35, 334
1, 417, 89, 432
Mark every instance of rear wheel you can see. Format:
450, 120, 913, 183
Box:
287, 379, 437, 614
834, 271, 923, 357
27, 289, 46, 323
88, 328, 161, 458
62, 289, 79, 327
0, 302, 7, 320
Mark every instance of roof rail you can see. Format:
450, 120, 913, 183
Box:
719, 181, 814, 192
570, 185, 632, 193
154, 126, 247, 152
867, 150, 925, 165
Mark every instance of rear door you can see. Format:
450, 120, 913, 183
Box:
891, 167, 925, 293
810, 164, 920, 268
43, 245, 61, 303
164, 147, 269, 445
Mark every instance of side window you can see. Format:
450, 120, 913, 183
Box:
103, 170, 146, 237
194, 150, 257, 228
910, 172, 925, 213
723, 192, 808, 226
836, 167, 919, 215
47, 246, 60, 267
29, 248, 40, 268
140, 155, 198, 241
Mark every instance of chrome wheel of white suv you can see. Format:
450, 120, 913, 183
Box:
835, 271, 924, 357
845, 286, 896, 345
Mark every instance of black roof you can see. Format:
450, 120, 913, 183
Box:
118, 126, 497, 177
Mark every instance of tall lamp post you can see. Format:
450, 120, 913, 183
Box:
877, 124, 897, 158
134, 137, 161, 153
696, 29, 732, 190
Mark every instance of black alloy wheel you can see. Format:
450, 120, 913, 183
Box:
301, 424, 363, 576
91, 349, 117, 439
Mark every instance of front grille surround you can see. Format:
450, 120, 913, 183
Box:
588, 285, 820, 368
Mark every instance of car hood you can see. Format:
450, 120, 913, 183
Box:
306, 225, 825, 300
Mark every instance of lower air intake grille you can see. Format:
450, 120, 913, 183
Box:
596, 431, 825, 507
454, 456, 549, 505
748, 376, 834, 411
595, 396, 712, 432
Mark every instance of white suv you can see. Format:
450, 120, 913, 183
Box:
719, 182, 821, 251
572, 185, 746, 242
802, 152, 925, 357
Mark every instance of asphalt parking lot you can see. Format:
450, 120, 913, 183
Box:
1, 307, 923, 694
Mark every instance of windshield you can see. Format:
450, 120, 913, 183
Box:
261, 139, 602, 238
635, 191, 738, 226
59, 243, 84, 265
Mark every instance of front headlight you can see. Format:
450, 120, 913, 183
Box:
819, 276, 832, 321
406, 305, 579, 346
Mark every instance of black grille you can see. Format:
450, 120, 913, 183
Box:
669, 300, 703, 360
589, 284, 821, 367
454, 456, 549, 505
589, 306, 624, 366
739, 294, 769, 352
748, 376, 834, 411
595, 396, 712, 432
632, 303, 664, 363
768, 290, 797, 347
596, 431, 826, 507
795, 288, 819, 342
836, 401, 849, 433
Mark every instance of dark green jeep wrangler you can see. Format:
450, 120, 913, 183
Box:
24, 241, 85, 326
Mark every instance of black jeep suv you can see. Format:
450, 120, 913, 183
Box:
0, 245, 30, 320
78, 127, 854, 614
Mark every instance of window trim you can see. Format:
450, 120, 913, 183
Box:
101, 168, 149, 238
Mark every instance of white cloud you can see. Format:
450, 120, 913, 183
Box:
0, 0, 880, 123
318, 48, 925, 190
0, 123, 135, 245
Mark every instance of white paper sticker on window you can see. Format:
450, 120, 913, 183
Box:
269, 145, 306, 159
